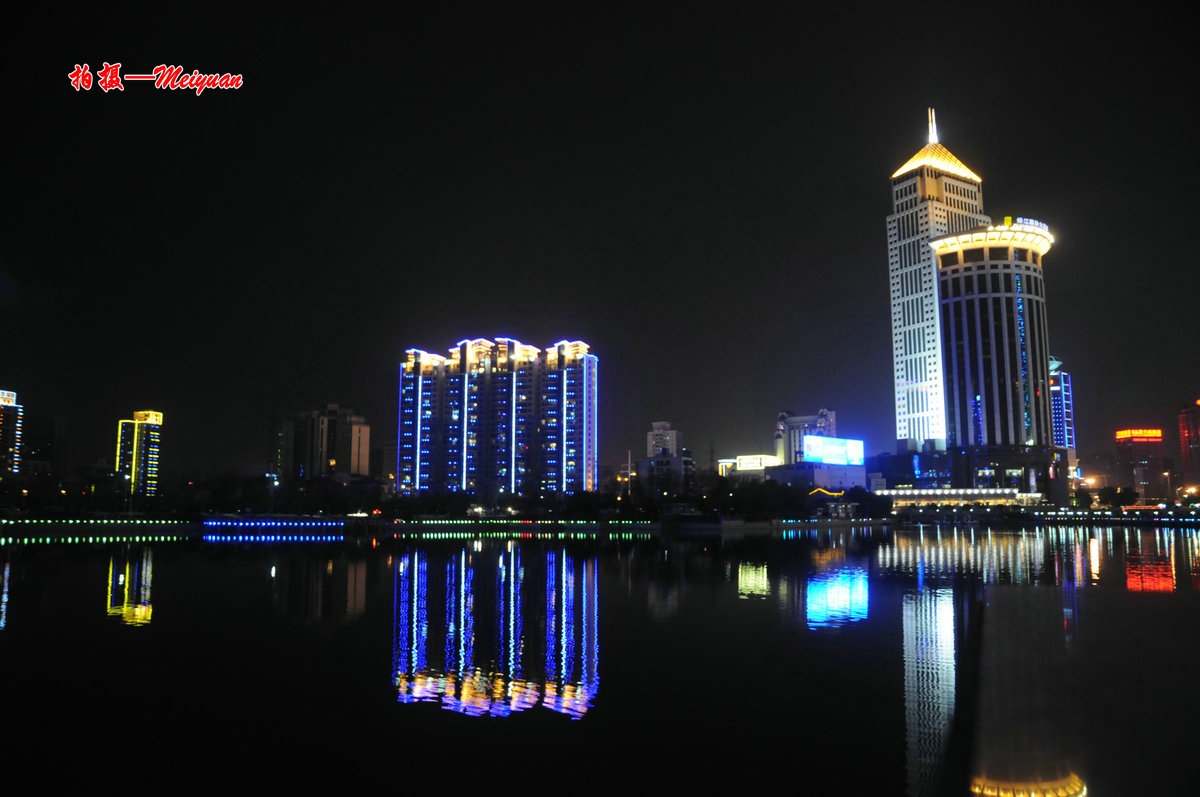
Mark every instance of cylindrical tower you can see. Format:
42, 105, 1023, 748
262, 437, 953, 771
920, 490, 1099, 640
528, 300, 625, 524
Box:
932, 217, 1054, 450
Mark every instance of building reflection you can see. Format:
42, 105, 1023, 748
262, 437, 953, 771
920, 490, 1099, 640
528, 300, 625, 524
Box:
1, 556, 9, 630
267, 551, 367, 626
392, 542, 599, 719
106, 546, 153, 626
876, 528, 1092, 797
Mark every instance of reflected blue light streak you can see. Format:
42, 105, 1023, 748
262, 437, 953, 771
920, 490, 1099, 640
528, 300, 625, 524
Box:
806, 567, 869, 629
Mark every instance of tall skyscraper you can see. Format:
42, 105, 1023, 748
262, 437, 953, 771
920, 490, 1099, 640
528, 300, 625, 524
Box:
278, 404, 371, 481
115, 410, 163, 496
887, 109, 990, 452
397, 337, 598, 500
1048, 356, 1079, 479
0, 390, 23, 475
932, 217, 1057, 492
1179, 399, 1200, 488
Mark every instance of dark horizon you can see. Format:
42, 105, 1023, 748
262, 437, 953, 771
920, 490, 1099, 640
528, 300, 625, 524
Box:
5, 7, 1197, 482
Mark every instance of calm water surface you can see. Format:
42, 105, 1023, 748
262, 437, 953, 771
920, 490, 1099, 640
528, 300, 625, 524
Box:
1, 522, 1197, 794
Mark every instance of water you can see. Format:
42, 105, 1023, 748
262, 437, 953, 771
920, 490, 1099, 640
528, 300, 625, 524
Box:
1, 521, 1196, 793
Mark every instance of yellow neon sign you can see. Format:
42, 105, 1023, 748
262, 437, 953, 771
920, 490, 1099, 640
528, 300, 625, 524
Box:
1115, 428, 1162, 441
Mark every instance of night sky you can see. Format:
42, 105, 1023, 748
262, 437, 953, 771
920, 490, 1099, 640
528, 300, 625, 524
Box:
6, 6, 1197, 481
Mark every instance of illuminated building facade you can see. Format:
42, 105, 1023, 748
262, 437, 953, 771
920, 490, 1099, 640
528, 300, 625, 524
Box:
1114, 428, 1166, 497
0, 390, 23, 475
1048, 356, 1079, 479
774, 408, 835, 464
887, 109, 991, 453
933, 217, 1058, 493
766, 434, 867, 492
115, 410, 163, 496
279, 403, 371, 481
1179, 399, 1200, 487
397, 337, 598, 499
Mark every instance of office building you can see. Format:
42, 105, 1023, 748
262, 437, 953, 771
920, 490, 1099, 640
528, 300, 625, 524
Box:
279, 404, 371, 481
1048, 357, 1079, 479
1114, 428, 1166, 498
397, 337, 598, 500
1179, 399, 1200, 487
115, 410, 163, 496
767, 434, 866, 493
774, 408, 835, 464
887, 108, 991, 453
933, 217, 1058, 494
647, 421, 682, 457
0, 390, 23, 474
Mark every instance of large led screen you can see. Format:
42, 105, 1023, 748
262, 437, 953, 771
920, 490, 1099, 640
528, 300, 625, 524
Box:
802, 435, 864, 466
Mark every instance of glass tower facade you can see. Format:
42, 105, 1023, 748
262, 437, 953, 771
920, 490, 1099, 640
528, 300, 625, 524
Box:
887, 109, 990, 452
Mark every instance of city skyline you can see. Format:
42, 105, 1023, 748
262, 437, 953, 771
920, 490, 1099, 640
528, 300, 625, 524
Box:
6, 7, 1197, 481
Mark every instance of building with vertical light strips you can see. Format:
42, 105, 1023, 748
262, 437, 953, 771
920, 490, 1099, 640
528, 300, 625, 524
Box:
397, 338, 598, 501
115, 410, 163, 496
1048, 356, 1079, 480
933, 217, 1059, 493
0, 390, 23, 475
887, 109, 991, 453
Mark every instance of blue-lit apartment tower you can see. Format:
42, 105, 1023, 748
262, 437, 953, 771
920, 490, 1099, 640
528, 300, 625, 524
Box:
115, 410, 163, 496
1048, 357, 1079, 479
398, 338, 597, 500
541, 340, 599, 495
0, 389, 23, 474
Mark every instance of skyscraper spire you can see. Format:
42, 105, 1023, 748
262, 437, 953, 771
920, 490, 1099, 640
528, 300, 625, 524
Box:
928, 107, 938, 144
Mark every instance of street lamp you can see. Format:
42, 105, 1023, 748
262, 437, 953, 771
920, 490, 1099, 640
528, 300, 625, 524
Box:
1163, 471, 1172, 503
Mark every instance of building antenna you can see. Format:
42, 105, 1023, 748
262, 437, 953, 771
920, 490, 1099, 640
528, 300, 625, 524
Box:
928, 107, 938, 144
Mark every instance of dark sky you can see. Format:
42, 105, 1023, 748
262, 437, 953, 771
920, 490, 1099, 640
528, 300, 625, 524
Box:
5, 6, 1197, 481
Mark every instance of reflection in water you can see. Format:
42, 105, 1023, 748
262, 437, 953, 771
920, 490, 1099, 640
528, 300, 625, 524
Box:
1126, 528, 1175, 592
393, 542, 599, 719
737, 562, 770, 599
903, 587, 956, 797
878, 528, 1090, 796
1, 558, 8, 630
267, 552, 367, 626
107, 547, 153, 626
806, 567, 868, 628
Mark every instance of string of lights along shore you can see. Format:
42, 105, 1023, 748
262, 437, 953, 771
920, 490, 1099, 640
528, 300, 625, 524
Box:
396, 338, 599, 500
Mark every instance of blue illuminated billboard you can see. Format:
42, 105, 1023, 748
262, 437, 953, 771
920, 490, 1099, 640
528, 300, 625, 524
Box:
801, 435, 864, 466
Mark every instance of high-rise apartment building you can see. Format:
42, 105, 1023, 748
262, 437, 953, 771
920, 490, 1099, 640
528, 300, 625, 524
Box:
647, 421, 682, 457
0, 390, 23, 474
932, 217, 1057, 492
279, 404, 371, 481
887, 109, 991, 452
1048, 357, 1079, 479
115, 410, 163, 496
1179, 399, 1200, 488
397, 337, 598, 500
